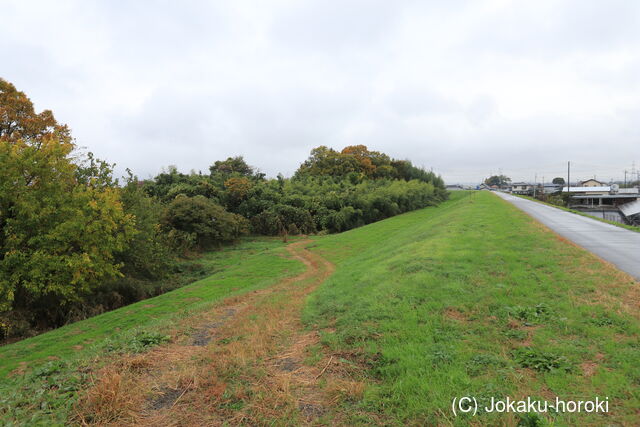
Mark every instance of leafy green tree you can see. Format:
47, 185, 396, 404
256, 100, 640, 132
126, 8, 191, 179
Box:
144, 167, 219, 202
552, 177, 565, 185
224, 177, 253, 204
294, 146, 359, 178
116, 171, 172, 279
484, 175, 511, 187
210, 156, 263, 179
0, 79, 135, 325
295, 146, 446, 197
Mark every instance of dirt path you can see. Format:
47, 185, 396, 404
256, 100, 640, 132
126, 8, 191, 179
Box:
74, 240, 361, 426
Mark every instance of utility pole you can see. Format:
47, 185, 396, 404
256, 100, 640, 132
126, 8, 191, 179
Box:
567, 161, 571, 193
624, 170, 627, 187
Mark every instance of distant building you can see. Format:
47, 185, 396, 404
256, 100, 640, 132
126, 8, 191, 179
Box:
579, 179, 605, 187
563, 185, 640, 208
618, 188, 640, 194
445, 184, 465, 191
511, 182, 534, 195
562, 186, 611, 196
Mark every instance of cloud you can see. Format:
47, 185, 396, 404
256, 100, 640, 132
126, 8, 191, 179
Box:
1, 0, 639, 184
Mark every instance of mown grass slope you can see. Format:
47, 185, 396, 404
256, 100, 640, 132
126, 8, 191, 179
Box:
2, 192, 639, 426
304, 191, 640, 425
0, 238, 303, 378
1, 238, 306, 425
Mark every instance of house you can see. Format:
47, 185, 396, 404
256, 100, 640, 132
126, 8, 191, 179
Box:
563, 185, 640, 208
579, 179, 605, 187
445, 184, 465, 191
511, 182, 534, 195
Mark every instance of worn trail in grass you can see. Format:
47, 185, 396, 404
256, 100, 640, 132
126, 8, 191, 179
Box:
0, 238, 303, 379
74, 239, 353, 425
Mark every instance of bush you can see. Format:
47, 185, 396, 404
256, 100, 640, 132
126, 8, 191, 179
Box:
162, 195, 248, 250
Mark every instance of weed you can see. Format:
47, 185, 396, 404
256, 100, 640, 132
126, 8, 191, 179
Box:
508, 303, 553, 325
104, 330, 170, 354
517, 411, 547, 426
590, 314, 627, 328
503, 329, 528, 340
592, 316, 615, 326
512, 348, 572, 373
430, 349, 454, 366
32, 360, 68, 378
0, 360, 86, 426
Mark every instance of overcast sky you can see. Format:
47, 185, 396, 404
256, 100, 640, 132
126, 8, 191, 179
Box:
2, 0, 639, 184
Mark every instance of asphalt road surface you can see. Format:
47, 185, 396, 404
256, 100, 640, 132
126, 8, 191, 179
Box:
493, 191, 640, 280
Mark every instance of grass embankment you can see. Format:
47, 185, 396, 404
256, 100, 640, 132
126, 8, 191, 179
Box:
0, 238, 304, 424
515, 193, 640, 233
0, 239, 303, 378
304, 191, 640, 425
3, 191, 639, 425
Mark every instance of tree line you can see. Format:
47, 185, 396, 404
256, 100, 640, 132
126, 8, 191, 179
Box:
0, 78, 447, 340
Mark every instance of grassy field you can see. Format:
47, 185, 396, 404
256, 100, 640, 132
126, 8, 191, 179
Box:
0, 238, 304, 424
2, 191, 639, 425
304, 191, 640, 425
0, 238, 304, 378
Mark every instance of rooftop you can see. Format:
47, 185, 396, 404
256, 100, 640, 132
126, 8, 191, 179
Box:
562, 186, 610, 192
572, 194, 640, 199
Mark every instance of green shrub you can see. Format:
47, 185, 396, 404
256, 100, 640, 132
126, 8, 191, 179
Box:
162, 195, 248, 250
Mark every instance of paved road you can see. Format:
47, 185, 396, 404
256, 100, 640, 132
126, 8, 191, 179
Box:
493, 191, 640, 280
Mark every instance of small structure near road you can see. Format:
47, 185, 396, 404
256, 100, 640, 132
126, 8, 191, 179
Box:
619, 199, 640, 225
562, 185, 640, 224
